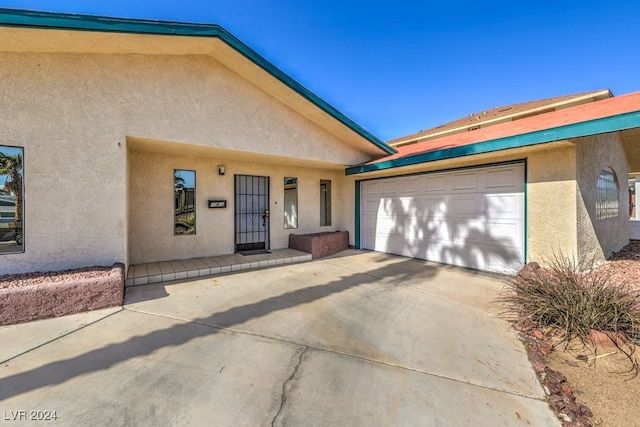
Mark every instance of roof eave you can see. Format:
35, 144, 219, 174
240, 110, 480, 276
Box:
346, 110, 640, 175
387, 89, 613, 148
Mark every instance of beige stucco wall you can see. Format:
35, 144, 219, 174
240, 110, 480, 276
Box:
575, 133, 630, 262
0, 51, 371, 274
0, 54, 128, 275
128, 148, 350, 264
526, 145, 578, 262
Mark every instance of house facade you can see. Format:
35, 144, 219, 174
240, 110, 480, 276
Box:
0, 9, 391, 275
2, 8, 640, 278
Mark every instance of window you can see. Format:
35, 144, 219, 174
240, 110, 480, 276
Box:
596, 168, 619, 220
174, 169, 196, 235
284, 177, 298, 229
320, 179, 331, 226
0, 145, 24, 253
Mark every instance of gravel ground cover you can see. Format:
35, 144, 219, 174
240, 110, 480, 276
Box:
0, 266, 113, 290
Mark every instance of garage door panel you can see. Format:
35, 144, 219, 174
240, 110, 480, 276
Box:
420, 241, 524, 271
468, 221, 520, 243
382, 181, 398, 194
370, 216, 395, 235
486, 167, 520, 190
361, 163, 525, 273
362, 214, 380, 232
425, 176, 445, 192
435, 242, 524, 272
402, 178, 420, 193
363, 181, 380, 195
476, 243, 525, 272
451, 195, 479, 215
422, 198, 444, 213
364, 199, 380, 214
452, 172, 477, 191
485, 194, 522, 217
398, 197, 416, 212
488, 221, 524, 246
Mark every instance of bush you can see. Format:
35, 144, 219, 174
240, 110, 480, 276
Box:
496, 254, 640, 375
176, 213, 195, 234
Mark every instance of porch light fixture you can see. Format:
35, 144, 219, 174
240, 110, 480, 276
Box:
217, 165, 225, 175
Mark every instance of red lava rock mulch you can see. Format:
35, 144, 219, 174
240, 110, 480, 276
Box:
600, 240, 640, 292
515, 320, 594, 427
0, 266, 114, 290
0, 264, 124, 326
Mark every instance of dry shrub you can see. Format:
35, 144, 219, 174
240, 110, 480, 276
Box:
497, 254, 640, 376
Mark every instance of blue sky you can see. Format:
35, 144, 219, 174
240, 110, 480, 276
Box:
1, 1, 639, 140
174, 170, 195, 189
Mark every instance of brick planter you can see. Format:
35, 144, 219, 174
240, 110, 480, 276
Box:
288, 231, 349, 259
0, 263, 125, 326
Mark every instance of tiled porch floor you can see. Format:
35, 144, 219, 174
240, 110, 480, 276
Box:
125, 248, 312, 287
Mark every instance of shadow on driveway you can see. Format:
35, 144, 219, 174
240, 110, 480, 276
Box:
0, 258, 439, 401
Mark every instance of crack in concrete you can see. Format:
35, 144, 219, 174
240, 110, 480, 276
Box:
272, 346, 308, 427
125, 307, 547, 401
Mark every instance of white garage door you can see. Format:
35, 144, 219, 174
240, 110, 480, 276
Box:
361, 163, 525, 273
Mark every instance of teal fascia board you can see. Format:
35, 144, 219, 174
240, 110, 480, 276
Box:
0, 8, 394, 156
346, 110, 640, 175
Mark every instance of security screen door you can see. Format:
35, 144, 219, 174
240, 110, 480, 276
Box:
234, 175, 270, 252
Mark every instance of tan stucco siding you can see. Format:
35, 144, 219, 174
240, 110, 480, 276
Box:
0, 53, 128, 273
575, 133, 629, 262
128, 149, 349, 264
0, 52, 370, 274
0, 134, 127, 275
338, 175, 359, 246
525, 146, 578, 262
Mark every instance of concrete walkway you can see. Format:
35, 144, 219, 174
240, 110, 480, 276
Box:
126, 248, 312, 287
0, 250, 559, 426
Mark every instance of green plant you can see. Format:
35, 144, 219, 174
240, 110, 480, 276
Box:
496, 254, 640, 376
176, 213, 195, 234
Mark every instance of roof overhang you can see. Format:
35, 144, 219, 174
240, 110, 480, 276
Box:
346, 110, 640, 175
0, 8, 395, 157
621, 127, 640, 173
127, 136, 352, 170
387, 89, 613, 148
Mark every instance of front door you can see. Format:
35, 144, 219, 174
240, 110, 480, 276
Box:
234, 175, 270, 252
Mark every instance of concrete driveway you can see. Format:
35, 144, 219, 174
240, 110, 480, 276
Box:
0, 250, 559, 426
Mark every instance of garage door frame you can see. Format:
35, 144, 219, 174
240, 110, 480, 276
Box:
354, 159, 527, 270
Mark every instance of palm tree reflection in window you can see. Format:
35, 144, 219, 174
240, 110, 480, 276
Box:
0, 146, 23, 252
174, 169, 196, 235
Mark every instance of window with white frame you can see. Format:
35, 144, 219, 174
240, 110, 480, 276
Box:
596, 168, 619, 220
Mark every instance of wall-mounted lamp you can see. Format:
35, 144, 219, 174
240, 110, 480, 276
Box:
217, 165, 225, 176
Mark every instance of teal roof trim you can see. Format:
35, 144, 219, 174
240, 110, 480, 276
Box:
0, 8, 395, 155
346, 110, 640, 175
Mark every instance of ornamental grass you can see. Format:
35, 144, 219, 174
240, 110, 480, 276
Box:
497, 254, 640, 376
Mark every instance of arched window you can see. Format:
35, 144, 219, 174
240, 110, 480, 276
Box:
596, 168, 619, 219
